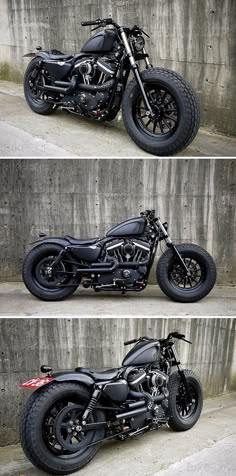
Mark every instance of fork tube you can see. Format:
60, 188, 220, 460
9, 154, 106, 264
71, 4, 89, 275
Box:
156, 218, 189, 273
143, 48, 152, 68
119, 28, 153, 115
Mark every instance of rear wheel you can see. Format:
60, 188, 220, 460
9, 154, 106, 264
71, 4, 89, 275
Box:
122, 67, 200, 156
168, 369, 203, 431
156, 243, 216, 302
22, 244, 79, 301
24, 58, 57, 115
20, 382, 105, 475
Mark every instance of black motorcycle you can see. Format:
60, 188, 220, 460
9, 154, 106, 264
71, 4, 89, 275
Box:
22, 209, 216, 303
19, 332, 203, 475
23, 17, 200, 156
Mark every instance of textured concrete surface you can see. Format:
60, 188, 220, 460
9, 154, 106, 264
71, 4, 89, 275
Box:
1, 81, 236, 157
0, 392, 235, 475
0, 317, 236, 445
0, 120, 79, 158
0, 158, 236, 284
0, 283, 236, 316
0, 1, 236, 136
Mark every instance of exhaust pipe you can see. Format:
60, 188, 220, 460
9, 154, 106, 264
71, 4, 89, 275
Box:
129, 389, 165, 404
41, 77, 115, 95
76, 256, 149, 274
78, 78, 115, 92
127, 400, 146, 409
116, 406, 148, 420
76, 258, 119, 274
42, 76, 77, 94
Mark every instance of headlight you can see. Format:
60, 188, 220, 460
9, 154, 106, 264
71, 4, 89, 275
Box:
133, 35, 145, 52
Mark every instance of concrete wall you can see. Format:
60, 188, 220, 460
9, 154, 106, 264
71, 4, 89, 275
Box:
0, 0, 235, 135
0, 317, 236, 446
0, 158, 236, 284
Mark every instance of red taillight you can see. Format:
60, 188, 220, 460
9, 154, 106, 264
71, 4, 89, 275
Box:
19, 377, 54, 389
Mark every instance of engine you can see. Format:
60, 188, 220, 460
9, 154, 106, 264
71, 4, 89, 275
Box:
71, 56, 118, 114
89, 238, 150, 289
120, 367, 169, 430
106, 238, 150, 262
127, 368, 168, 394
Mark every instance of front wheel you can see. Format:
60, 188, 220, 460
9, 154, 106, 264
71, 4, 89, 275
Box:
20, 382, 105, 474
122, 67, 200, 156
168, 369, 203, 431
156, 243, 216, 302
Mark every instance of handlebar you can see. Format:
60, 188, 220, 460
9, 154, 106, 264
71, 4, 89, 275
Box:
124, 333, 192, 346
81, 20, 101, 26
81, 18, 118, 28
124, 338, 138, 346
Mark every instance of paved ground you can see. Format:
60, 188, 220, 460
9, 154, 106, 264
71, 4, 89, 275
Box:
0, 282, 235, 316
0, 392, 235, 476
0, 80, 236, 157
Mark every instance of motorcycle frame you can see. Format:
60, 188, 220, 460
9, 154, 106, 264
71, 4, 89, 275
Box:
31, 211, 189, 291
53, 337, 191, 440
26, 18, 154, 120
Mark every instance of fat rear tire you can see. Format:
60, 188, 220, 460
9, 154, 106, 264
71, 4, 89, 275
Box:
168, 369, 203, 431
122, 67, 200, 156
156, 243, 216, 302
22, 244, 79, 301
24, 58, 57, 115
20, 382, 105, 475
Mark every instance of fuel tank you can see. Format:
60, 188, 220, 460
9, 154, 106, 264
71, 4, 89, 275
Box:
106, 217, 147, 237
122, 341, 160, 366
81, 29, 118, 53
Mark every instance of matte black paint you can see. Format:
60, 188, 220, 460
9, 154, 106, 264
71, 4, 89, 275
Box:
106, 217, 147, 237
122, 340, 160, 366
81, 29, 118, 53
103, 379, 129, 402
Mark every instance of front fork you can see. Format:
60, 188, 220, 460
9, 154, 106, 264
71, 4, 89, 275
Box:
172, 346, 193, 402
119, 28, 155, 117
156, 218, 190, 276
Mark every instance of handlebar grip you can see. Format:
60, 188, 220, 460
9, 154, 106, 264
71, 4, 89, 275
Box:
81, 20, 101, 26
124, 339, 137, 346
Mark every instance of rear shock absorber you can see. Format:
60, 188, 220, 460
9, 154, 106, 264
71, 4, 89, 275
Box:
82, 388, 101, 423
31, 61, 42, 80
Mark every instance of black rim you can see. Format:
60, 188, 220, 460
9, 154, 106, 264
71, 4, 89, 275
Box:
43, 399, 95, 458
176, 382, 198, 419
26, 69, 46, 104
134, 83, 179, 139
34, 254, 69, 290
169, 257, 204, 290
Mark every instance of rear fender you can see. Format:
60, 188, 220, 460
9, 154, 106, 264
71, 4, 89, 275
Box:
23, 52, 51, 60
19, 372, 95, 390
30, 237, 70, 249
53, 371, 95, 387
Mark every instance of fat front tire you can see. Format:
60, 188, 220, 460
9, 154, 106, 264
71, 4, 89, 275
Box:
156, 243, 216, 303
168, 370, 203, 431
24, 58, 57, 115
122, 67, 200, 156
20, 382, 105, 475
22, 244, 79, 301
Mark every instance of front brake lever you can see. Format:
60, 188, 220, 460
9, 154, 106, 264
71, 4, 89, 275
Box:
141, 29, 150, 38
181, 337, 192, 344
91, 25, 101, 31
